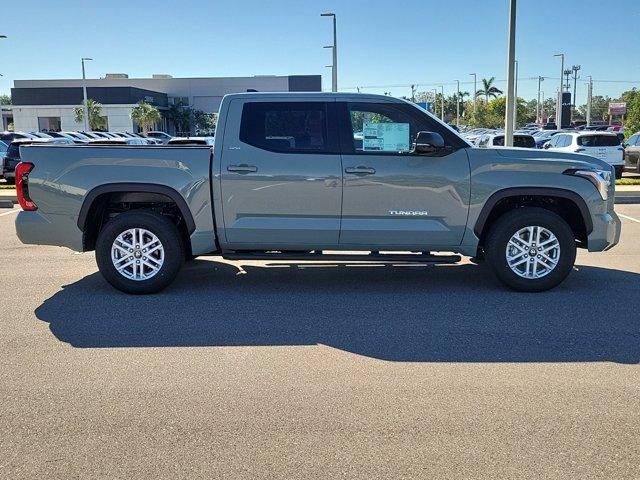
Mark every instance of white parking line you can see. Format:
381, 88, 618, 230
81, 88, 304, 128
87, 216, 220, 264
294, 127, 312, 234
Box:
0, 208, 20, 217
619, 213, 640, 223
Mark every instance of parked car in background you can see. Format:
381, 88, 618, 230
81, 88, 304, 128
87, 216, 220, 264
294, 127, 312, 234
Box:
623, 132, 640, 172
476, 133, 536, 148
545, 131, 625, 178
146, 131, 172, 144
533, 130, 562, 149
46, 131, 89, 144
166, 136, 215, 146
0, 140, 8, 178
88, 138, 149, 145
1, 132, 35, 143
2, 137, 74, 184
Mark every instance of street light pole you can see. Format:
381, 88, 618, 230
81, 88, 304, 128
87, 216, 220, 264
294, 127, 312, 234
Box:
0, 36, 6, 131
541, 91, 545, 122
321, 13, 337, 92
456, 80, 460, 126
504, 0, 517, 147
440, 85, 444, 120
586, 75, 593, 127
554, 53, 564, 130
536, 76, 544, 123
470, 73, 477, 112
571, 65, 581, 122
432, 88, 437, 115
513, 59, 518, 131
81, 57, 93, 132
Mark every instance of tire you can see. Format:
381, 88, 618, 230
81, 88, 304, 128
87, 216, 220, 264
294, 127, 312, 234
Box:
614, 165, 623, 180
484, 207, 576, 292
95, 210, 184, 294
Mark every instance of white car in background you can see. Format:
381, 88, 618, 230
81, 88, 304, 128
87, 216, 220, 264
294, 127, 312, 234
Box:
545, 131, 625, 179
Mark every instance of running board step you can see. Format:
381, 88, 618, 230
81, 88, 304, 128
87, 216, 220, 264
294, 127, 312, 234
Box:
222, 252, 461, 264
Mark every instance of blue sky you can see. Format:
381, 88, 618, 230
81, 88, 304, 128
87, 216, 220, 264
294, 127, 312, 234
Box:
2, 0, 639, 104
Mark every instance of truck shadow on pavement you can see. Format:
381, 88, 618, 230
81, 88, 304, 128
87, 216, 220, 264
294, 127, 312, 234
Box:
35, 260, 640, 363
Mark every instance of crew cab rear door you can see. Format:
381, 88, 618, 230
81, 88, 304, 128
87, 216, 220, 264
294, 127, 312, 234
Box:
337, 100, 471, 248
219, 98, 342, 249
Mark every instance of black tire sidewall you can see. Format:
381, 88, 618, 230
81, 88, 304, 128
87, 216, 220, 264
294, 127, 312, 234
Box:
485, 208, 576, 292
95, 211, 184, 294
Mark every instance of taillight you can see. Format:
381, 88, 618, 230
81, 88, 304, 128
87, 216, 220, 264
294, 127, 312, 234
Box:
15, 162, 37, 211
574, 148, 585, 152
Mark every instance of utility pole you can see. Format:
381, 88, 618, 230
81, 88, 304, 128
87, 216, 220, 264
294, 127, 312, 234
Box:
541, 91, 545, 122
504, 0, 517, 147
470, 73, 477, 112
81, 57, 93, 132
513, 59, 518, 131
586, 75, 593, 127
440, 85, 444, 120
554, 53, 564, 130
321, 13, 338, 92
536, 76, 544, 123
456, 79, 460, 126
410, 84, 416, 103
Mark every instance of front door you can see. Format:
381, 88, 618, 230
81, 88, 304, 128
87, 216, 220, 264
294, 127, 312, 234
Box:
220, 99, 343, 249
338, 101, 470, 249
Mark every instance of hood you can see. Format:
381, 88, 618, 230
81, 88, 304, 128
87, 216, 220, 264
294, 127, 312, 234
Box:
492, 147, 612, 172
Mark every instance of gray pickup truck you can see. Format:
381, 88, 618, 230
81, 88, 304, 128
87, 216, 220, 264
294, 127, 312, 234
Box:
14, 92, 620, 294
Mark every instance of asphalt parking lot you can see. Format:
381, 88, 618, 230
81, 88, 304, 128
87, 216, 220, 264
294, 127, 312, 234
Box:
1, 204, 639, 479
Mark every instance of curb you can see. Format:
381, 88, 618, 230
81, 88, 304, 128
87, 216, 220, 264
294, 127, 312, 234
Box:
0, 200, 14, 209
615, 196, 640, 204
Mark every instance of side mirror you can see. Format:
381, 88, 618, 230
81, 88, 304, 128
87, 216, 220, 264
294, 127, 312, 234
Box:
412, 131, 445, 154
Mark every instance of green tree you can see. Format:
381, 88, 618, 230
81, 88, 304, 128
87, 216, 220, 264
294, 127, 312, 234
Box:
0, 94, 11, 105
74, 99, 106, 130
193, 110, 217, 135
131, 101, 161, 135
624, 92, 640, 138
168, 99, 192, 135
476, 77, 503, 102
577, 95, 611, 122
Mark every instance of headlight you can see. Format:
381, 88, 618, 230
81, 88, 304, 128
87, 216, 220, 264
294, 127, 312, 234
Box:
564, 168, 611, 201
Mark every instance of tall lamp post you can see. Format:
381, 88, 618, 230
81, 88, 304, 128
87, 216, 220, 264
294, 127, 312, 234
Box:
440, 85, 444, 120
0, 36, 6, 131
536, 76, 544, 123
470, 73, 477, 112
455, 80, 460, 126
554, 53, 564, 130
504, 0, 517, 147
81, 57, 93, 132
571, 65, 581, 122
321, 13, 337, 92
432, 88, 437, 115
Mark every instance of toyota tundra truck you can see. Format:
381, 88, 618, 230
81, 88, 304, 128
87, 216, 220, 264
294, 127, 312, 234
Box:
14, 93, 620, 294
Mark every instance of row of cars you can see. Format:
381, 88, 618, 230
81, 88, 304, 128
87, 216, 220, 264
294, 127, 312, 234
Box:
461, 126, 630, 179
0, 130, 215, 184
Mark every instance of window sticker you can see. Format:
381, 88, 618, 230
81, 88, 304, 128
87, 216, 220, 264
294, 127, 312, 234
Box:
362, 122, 410, 152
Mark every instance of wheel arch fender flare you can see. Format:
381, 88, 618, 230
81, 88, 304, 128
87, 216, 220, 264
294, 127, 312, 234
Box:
77, 183, 196, 234
473, 187, 593, 239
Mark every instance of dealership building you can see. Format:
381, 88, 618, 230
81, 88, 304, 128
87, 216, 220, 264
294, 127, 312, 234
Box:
8, 74, 322, 134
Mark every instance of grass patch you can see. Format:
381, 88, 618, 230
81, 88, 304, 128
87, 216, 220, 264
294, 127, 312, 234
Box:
616, 178, 640, 186
0, 184, 15, 190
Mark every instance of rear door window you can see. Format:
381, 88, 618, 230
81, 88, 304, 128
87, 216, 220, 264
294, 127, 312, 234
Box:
240, 102, 336, 153
514, 135, 535, 148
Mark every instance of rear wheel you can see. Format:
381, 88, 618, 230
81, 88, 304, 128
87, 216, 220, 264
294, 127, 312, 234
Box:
484, 207, 576, 292
96, 211, 184, 294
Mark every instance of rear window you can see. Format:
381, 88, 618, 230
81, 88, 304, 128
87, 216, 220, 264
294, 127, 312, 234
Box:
514, 135, 535, 148
240, 102, 333, 153
7, 144, 20, 158
577, 135, 620, 147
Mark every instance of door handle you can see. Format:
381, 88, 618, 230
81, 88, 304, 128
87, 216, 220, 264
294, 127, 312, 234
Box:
227, 164, 258, 173
345, 165, 376, 175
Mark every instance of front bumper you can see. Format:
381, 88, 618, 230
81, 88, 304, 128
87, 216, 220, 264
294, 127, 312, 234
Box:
587, 211, 621, 252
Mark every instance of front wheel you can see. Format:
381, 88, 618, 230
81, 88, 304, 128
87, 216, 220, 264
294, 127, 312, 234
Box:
95, 211, 184, 294
484, 207, 576, 292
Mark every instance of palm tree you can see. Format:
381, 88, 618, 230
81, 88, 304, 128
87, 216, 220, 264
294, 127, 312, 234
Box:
168, 99, 192, 135
476, 77, 503, 102
74, 99, 106, 130
131, 101, 161, 135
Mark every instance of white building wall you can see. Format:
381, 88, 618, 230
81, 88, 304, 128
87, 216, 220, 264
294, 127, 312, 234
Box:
12, 104, 135, 132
